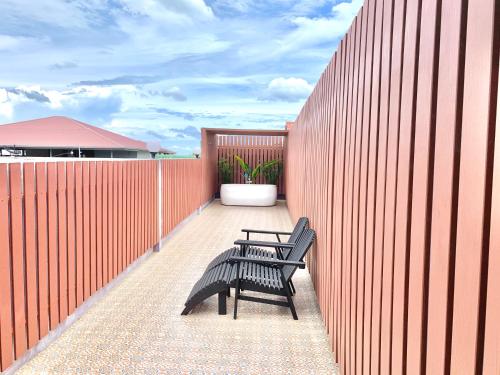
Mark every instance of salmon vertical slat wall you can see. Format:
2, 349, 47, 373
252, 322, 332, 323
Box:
160, 159, 202, 237
216, 135, 286, 195
0, 158, 206, 372
286, 0, 500, 373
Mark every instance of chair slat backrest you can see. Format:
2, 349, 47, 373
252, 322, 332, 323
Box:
281, 217, 309, 259
283, 228, 316, 281
286, 217, 309, 244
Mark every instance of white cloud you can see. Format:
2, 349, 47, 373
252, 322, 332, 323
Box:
157, 0, 214, 19
0, 90, 14, 119
0, 35, 22, 50
280, 0, 363, 52
234, 0, 362, 64
148, 86, 187, 101
211, 0, 256, 12
118, 0, 214, 23
332, 0, 364, 19
0, 0, 106, 29
260, 77, 313, 102
0, 35, 49, 51
290, 0, 332, 15
211, 0, 329, 15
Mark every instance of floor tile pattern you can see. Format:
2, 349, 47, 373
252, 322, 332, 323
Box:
18, 201, 337, 374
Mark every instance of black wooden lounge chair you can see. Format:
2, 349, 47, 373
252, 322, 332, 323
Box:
181, 228, 315, 320
204, 217, 309, 271
229, 228, 315, 320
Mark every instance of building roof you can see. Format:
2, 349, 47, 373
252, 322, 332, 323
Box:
0, 116, 175, 154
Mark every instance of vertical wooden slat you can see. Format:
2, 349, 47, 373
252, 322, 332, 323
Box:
355, 2, 373, 370
144, 161, 148, 249
89, 162, 96, 294
23, 163, 39, 348
57, 163, 68, 322
391, 0, 421, 372
340, 35, 350, 369
135, 161, 140, 257
343, 25, 355, 375
96, 162, 103, 289
129, 162, 134, 262
365, 0, 384, 372
108, 162, 114, 282
117, 162, 122, 271
123, 162, 129, 267
0, 164, 14, 370
66, 162, 76, 314
36, 163, 49, 337
406, 0, 441, 372
140, 161, 145, 254
47, 163, 59, 330
334, 38, 346, 361
75, 162, 84, 306
450, 0, 498, 373
113, 162, 118, 278
349, 13, 363, 374
483, 50, 500, 375
378, 0, 404, 373
371, 1, 394, 373
102, 162, 109, 285
82, 162, 90, 299
10, 163, 27, 357
425, 0, 466, 372
131, 162, 137, 260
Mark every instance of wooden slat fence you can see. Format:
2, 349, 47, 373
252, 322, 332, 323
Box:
286, 0, 500, 374
0, 158, 205, 371
160, 159, 202, 237
216, 134, 286, 195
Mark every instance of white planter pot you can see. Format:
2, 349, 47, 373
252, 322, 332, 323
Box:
220, 184, 277, 207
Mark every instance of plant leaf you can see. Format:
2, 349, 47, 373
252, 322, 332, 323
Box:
234, 155, 250, 174
262, 159, 278, 170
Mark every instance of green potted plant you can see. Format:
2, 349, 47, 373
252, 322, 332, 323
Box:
234, 155, 261, 184
218, 158, 233, 184
262, 159, 283, 185
220, 155, 277, 206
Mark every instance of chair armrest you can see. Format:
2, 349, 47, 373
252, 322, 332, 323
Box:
234, 240, 294, 248
241, 229, 293, 235
229, 256, 306, 269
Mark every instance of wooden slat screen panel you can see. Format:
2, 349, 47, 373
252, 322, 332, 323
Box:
215, 135, 286, 195
0, 158, 206, 372
160, 159, 202, 237
200, 129, 218, 204
285, 0, 500, 373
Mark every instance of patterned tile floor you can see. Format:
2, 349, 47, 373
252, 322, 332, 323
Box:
17, 201, 338, 374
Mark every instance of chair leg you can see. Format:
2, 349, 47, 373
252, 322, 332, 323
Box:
285, 288, 298, 320
234, 264, 240, 320
289, 280, 296, 295
282, 275, 298, 320
227, 288, 231, 297
218, 292, 227, 315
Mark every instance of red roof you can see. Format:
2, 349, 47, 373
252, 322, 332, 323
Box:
0, 116, 173, 153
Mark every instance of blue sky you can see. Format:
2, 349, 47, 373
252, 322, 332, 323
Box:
0, 0, 362, 153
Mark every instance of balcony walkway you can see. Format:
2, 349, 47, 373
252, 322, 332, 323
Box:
18, 201, 337, 374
